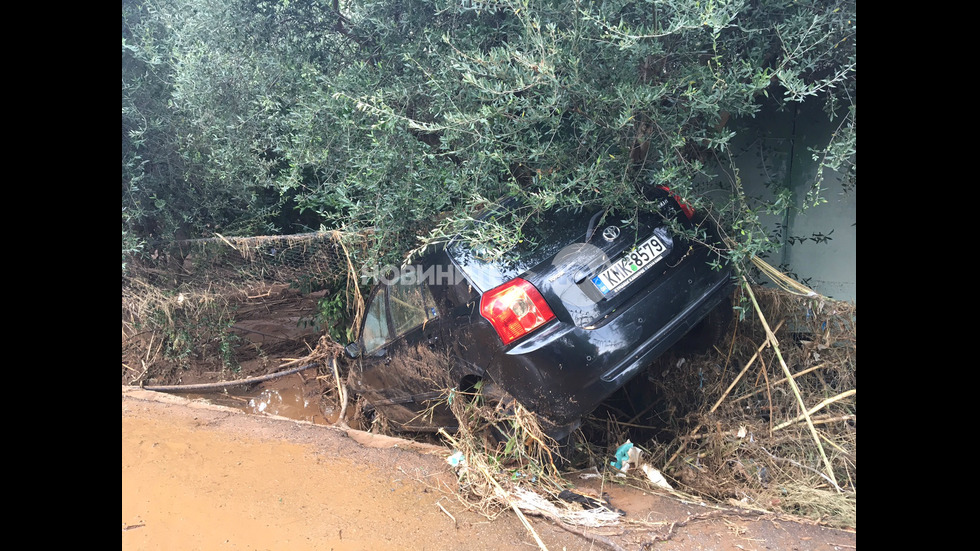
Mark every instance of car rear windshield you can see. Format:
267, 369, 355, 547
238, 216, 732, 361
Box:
447, 204, 625, 292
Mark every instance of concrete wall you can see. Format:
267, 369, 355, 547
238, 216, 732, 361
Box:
716, 99, 856, 302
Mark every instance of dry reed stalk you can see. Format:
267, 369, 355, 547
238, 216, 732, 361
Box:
214, 233, 242, 254
505, 493, 549, 551
811, 414, 855, 426
819, 433, 850, 455
758, 446, 844, 493
772, 390, 856, 431
330, 355, 350, 428
732, 363, 827, 403
711, 319, 785, 414
749, 254, 821, 298
436, 501, 456, 525
332, 230, 365, 338
741, 280, 839, 490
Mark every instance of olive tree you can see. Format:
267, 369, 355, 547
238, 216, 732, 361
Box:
122, 0, 855, 270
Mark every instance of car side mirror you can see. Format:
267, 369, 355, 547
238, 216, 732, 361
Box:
344, 342, 360, 359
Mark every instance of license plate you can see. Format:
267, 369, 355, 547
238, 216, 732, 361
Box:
591, 233, 668, 295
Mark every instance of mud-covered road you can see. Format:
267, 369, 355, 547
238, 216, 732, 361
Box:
122, 387, 855, 550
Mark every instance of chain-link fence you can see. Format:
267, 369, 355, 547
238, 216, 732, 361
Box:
123, 230, 369, 293
122, 231, 371, 385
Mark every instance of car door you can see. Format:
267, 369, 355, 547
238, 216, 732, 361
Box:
350, 272, 455, 430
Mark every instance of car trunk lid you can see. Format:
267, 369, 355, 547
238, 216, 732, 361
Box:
449, 199, 693, 329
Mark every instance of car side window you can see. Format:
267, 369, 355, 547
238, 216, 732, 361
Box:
388, 275, 439, 335
361, 289, 390, 353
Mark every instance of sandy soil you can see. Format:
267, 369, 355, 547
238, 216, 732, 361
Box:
122, 387, 856, 551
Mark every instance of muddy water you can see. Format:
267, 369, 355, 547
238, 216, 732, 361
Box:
183, 378, 337, 425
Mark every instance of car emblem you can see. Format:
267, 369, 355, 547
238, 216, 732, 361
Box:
602, 226, 620, 242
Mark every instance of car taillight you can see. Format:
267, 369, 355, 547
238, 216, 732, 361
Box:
657, 185, 695, 220
480, 278, 555, 345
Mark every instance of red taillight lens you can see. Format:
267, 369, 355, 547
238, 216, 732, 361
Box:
656, 185, 695, 220
480, 278, 555, 345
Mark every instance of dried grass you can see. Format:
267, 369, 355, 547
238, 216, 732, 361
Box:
630, 284, 856, 527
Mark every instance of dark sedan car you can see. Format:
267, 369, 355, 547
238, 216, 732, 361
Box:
345, 188, 734, 440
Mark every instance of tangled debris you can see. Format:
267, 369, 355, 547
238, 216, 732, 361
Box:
123, 238, 855, 533
410, 283, 856, 535
589, 285, 856, 527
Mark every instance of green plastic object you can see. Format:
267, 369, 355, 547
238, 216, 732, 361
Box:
610, 441, 633, 469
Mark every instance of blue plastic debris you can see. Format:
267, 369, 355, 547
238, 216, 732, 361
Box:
610, 441, 634, 469
447, 450, 466, 467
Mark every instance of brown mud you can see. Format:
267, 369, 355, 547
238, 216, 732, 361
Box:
122, 387, 855, 550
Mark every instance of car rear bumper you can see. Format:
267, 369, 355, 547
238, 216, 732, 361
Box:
488, 262, 734, 431
599, 272, 732, 384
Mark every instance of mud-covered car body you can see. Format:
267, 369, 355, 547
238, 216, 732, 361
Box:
345, 189, 734, 439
